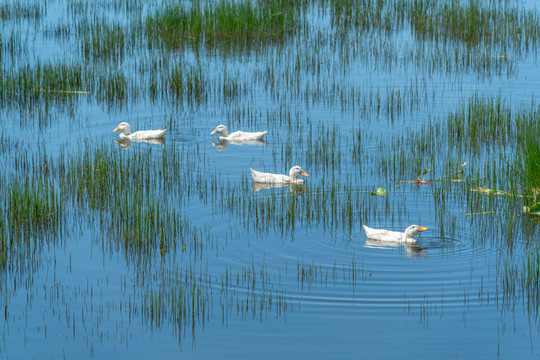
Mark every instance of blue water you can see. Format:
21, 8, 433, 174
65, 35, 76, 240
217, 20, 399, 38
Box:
1, 0, 540, 359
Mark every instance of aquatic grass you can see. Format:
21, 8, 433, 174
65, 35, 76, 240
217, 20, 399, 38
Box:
0, 60, 139, 112
447, 94, 514, 151
59, 142, 220, 265
140, 260, 296, 343
0, 1, 44, 20
515, 114, 540, 207
80, 20, 126, 62
304, 124, 342, 173
96, 69, 128, 106
317, 0, 538, 78
327, 0, 402, 34
327, 0, 540, 54
523, 248, 540, 315
0, 61, 94, 113
2, 0, 540, 350
67, 0, 143, 17
408, 0, 540, 52
0, 173, 63, 270
6, 178, 62, 238
144, 0, 300, 49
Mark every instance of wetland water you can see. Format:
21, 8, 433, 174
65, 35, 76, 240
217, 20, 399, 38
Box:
1, 0, 540, 358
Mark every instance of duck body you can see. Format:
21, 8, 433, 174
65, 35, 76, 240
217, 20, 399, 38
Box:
211, 125, 267, 141
363, 224, 428, 244
250, 166, 309, 185
114, 122, 167, 140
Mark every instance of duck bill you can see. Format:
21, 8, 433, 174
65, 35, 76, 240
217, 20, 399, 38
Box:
210, 129, 218, 135
300, 170, 309, 177
418, 226, 429, 232
113, 126, 120, 132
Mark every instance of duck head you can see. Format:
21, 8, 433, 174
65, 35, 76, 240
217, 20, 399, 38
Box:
403, 225, 429, 240
289, 166, 309, 182
210, 125, 228, 137
113, 122, 131, 135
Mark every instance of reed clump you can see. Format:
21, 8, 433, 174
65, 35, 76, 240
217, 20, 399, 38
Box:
0, 1, 44, 20
0, 175, 63, 269
80, 20, 126, 62
408, 0, 540, 52
145, 0, 299, 48
0, 61, 94, 111
516, 117, 540, 205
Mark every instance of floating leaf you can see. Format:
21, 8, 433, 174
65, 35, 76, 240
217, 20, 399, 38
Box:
412, 179, 432, 185
422, 167, 433, 175
523, 203, 540, 216
470, 185, 510, 196
464, 211, 499, 216
370, 188, 387, 197
34, 88, 90, 94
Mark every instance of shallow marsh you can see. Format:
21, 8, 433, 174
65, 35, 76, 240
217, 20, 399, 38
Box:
1, 0, 540, 359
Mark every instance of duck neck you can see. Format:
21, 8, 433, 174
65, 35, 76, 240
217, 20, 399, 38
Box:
402, 233, 416, 243
289, 172, 300, 183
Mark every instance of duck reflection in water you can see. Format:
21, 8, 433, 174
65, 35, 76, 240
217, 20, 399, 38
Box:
211, 139, 267, 151
251, 182, 307, 195
364, 238, 428, 257
114, 137, 166, 150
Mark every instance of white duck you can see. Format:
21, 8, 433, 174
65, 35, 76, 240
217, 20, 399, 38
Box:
113, 122, 167, 140
210, 125, 267, 141
250, 166, 309, 184
363, 224, 428, 244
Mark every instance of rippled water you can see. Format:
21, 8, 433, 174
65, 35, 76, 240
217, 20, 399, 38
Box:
1, 0, 540, 359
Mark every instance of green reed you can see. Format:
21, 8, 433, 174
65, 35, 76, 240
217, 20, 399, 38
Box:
517, 121, 540, 202
144, 0, 299, 48
139, 260, 296, 343
0, 172, 63, 270
409, 0, 539, 51
0, 1, 43, 20
80, 20, 126, 62
96, 70, 128, 105
447, 94, 514, 151
0, 62, 89, 97
326, 0, 540, 53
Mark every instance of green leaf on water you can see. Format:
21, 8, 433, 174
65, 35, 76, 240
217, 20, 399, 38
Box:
370, 188, 387, 197
524, 203, 540, 215
422, 167, 433, 175
470, 185, 510, 196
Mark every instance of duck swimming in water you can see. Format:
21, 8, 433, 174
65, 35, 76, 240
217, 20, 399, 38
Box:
363, 224, 428, 244
113, 122, 167, 140
250, 166, 309, 185
211, 125, 267, 141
